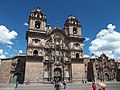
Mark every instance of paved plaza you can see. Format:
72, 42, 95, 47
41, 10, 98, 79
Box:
0, 82, 120, 90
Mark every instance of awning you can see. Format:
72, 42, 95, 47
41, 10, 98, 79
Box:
97, 82, 106, 87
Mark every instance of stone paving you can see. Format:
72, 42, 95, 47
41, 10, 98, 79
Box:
0, 82, 120, 90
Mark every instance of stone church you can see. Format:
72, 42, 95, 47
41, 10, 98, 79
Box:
0, 7, 120, 84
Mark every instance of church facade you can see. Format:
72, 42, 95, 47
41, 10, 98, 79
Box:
0, 8, 120, 84
25, 7, 85, 83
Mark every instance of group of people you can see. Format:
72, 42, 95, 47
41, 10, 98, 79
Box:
92, 82, 106, 90
51, 79, 67, 90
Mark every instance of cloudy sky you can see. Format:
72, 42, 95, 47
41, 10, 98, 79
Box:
0, 0, 120, 60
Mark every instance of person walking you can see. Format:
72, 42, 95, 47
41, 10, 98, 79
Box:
92, 82, 97, 90
15, 81, 19, 88
55, 81, 61, 90
102, 87, 106, 90
63, 81, 67, 89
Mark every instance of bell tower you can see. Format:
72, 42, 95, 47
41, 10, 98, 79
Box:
26, 7, 47, 56
28, 7, 46, 33
64, 15, 82, 37
64, 15, 85, 58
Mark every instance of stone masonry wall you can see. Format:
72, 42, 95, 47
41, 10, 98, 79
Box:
25, 61, 43, 83
0, 60, 11, 83
72, 63, 85, 82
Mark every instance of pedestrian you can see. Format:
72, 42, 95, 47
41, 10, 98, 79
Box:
82, 79, 84, 84
15, 81, 19, 88
27, 79, 30, 85
60, 81, 62, 88
92, 82, 97, 90
102, 87, 106, 90
63, 81, 67, 89
55, 81, 61, 90
51, 79, 54, 84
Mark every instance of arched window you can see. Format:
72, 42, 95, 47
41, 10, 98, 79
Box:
98, 73, 99, 77
35, 39, 39, 43
56, 48, 60, 56
37, 14, 39, 18
76, 53, 79, 58
33, 50, 38, 56
35, 21, 41, 29
73, 27, 77, 34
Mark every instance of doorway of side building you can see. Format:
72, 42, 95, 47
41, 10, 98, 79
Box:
12, 73, 22, 84
104, 73, 109, 82
54, 68, 62, 81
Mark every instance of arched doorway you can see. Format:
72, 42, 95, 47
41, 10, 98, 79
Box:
104, 73, 109, 82
54, 68, 62, 81
12, 73, 22, 84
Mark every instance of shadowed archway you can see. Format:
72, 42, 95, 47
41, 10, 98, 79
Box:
11, 73, 22, 84
54, 68, 62, 81
104, 73, 109, 82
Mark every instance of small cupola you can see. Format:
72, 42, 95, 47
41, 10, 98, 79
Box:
64, 15, 80, 27
30, 7, 46, 20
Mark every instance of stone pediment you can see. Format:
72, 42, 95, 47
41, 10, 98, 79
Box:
49, 28, 69, 39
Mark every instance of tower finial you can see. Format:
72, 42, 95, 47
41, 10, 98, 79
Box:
54, 21, 61, 29
37, 7, 40, 9
56, 21, 59, 26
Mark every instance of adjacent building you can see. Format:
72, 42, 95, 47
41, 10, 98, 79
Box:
87, 54, 120, 82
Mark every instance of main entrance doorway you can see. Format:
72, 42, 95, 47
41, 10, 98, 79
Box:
104, 73, 109, 82
54, 68, 62, 81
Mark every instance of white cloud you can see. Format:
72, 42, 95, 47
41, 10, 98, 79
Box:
4, 52, 8, 55
84, 54, 90, 58
0, 25, 18, 44
6, 45, 12, 49
18, 50, 23, 54
107, 24, 116, 31
24, 22, 28, 26
85, 37, 90, 41
0, 49, 6, 59
89, 24, 120, 59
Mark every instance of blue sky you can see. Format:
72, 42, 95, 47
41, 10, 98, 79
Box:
0, 0, 120, 60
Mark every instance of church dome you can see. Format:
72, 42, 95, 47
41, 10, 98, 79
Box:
64, 15, 80, 27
